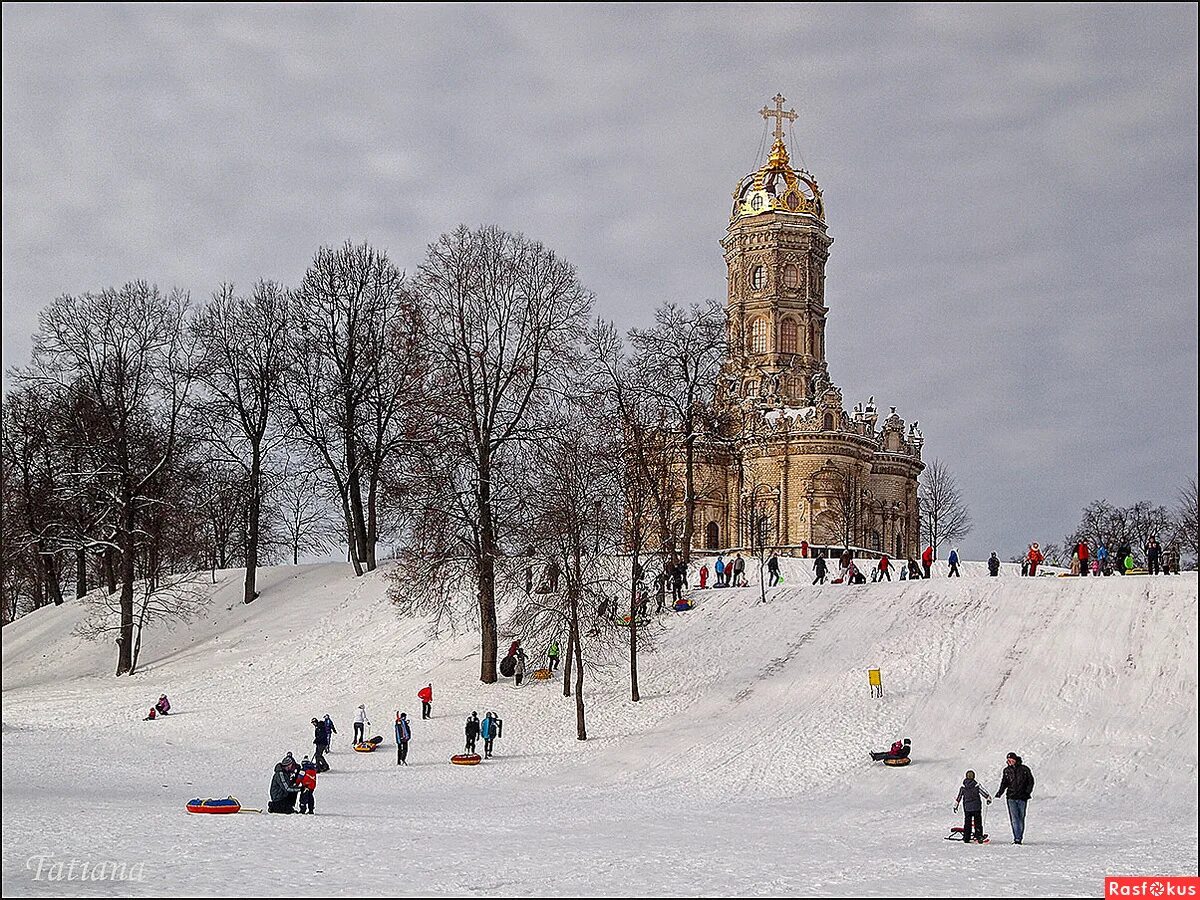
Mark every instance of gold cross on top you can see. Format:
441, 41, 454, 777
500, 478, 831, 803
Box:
760, 93, 797, 142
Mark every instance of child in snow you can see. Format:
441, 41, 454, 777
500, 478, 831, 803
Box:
143, 707, 157, 720
395, 712, 411, 766
954, 769, 991, 843
514, 650, 527, 686
870, 738, 911, 761
298, 758, 317, 814
155, 695, 171, 715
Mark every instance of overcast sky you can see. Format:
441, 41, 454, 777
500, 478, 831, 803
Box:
3, 3, 1197, 559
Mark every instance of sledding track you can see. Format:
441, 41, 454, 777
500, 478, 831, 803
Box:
2, 560, 1197, 897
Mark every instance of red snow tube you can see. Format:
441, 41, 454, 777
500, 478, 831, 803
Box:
883, 757, 911, 767
451, 754, 482, 766
186, 797, 241, 814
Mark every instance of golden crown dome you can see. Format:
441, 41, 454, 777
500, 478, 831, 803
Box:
732, 94, 824, 222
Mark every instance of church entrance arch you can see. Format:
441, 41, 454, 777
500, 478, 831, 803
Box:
705, 521, 720, 551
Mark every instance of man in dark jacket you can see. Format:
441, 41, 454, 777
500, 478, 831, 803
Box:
312, 717, 330, 773
995, 752, 1035, 844
813, 555, 828, 585
988, 552, 1001, 576
464, 712, 481, 753
268, 756, 301, 813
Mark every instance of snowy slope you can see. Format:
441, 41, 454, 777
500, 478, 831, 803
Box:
2, 559, 1196, 897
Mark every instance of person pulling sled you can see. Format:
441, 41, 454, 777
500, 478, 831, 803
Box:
952, 769, 991, 843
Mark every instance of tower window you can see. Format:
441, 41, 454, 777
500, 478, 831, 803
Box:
780, 318, 798, 354
823, 412, 834, 431
750, 266, 764, 291
749, 317, 768, 354
783, 264, 799, 288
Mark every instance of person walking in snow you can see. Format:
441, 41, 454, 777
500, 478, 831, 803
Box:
922, 545, 934, 578
1147, 536, 1162, 575
988, 552, 1001, 577
813, 555, 828, 585
464, 712, 481, 753
480, 711, 503, 759
312, 717, 330, 772
948, 548, 961, 578
995, 751, 1035, 844
767, 552, 781, 586
547, 561, 561, 592
714, 555, 726, 587
1076, 541, 1089, 577
878, 555, 891, 581
669, 560, 684, 604
524, 565, 533, 596
418, 683, 433, 719
548, 641, 560, 671
514, 649, 527, 686
395, 711, 411, 766
954, 769, 992, 843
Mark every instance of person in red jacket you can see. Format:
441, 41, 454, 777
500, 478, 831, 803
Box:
878, 555, 891, 581
1076, 541, 1089, 577
1028, 543, 1043, 576
297, 759, 317, 814
418, 683, 433, 720
921, 545, 934, 578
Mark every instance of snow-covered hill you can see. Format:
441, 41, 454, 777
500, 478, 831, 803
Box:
3, 559, 1197, 897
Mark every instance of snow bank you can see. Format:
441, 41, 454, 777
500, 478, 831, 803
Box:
2, 560, 1196, 897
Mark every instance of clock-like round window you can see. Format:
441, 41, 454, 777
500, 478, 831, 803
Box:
750, 266, 764, 290
783, 264, 799, 288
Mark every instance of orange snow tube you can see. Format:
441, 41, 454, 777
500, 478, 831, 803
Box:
533, 668, 552, 680
451, 754, 482, 766
883, 757, 911, 767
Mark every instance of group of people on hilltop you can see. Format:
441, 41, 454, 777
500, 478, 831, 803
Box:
711, 554, 748, 588
1019, 537, 1185, 577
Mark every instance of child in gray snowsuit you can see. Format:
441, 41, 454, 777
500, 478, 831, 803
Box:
954, 769, 992, 843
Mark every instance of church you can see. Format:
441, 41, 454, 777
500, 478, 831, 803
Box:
686, 95, 925, 558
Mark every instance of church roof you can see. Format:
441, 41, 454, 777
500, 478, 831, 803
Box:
731, 94, 824, 223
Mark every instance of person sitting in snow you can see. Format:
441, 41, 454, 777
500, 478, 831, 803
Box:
143, 706, 158, 720
870, 738, 911, 761
155, 694, 171, 715
297, 758, 317, 814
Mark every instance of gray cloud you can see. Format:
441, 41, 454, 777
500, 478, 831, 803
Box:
3, 3, 1196, 559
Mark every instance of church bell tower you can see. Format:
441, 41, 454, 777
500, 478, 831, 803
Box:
720, 94, 833, 409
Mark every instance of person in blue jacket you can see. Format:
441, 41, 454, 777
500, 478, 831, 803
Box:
480, 711, 503, 759
948, 548, 961, 577
394, 711, 411, 766
714, 555, 726, 587
1097, 545, 1110, 575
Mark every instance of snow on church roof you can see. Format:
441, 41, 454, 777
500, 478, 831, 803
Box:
763, 405, 816, 425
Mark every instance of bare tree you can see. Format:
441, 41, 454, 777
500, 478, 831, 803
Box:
192, 281, 290, 603
287, 241, 416, 575
406, 225, 592, 684
628, 301, 726, 563
1178, 477, 1198, 564
510, 396, 628, 739
268, 461, 340, 564
918, 458, 972, 555
28, 283, 194, 675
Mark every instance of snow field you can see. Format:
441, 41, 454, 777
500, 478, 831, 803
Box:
2, 558, 1196, 896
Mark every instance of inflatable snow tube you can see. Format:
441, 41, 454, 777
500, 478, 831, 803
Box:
353, 742, 378, 752
451, 754, 482, 766
499, 655, 516, 677
883, 756, 911, 767
186, 796, 241, 814
533, 668, 552, 680
674, 600, 693, 612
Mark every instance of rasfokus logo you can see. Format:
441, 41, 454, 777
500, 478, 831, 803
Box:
1106, 877, 1200, 897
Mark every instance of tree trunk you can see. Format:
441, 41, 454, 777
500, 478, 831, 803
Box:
366, 468, 379, 571
42, 552, 64, 606
75, 547, 87, 599
104, 545, 117, 594
629, 554, 640, 702
572, 595, 586, 740
562, 626, 574, 697
116, 505, 136, 676
476, 456, 498, 684
338, 486, 364, 577
681, 412, 697, 563
244, 448, 261, 604
345, 437, 372, 572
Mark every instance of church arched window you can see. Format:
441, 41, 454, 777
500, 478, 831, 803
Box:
749, 317, 768, 354
823, 412, 834, 431
750, 266, 765, 291
783, 264, 799, 289
780, 318, 798, 354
